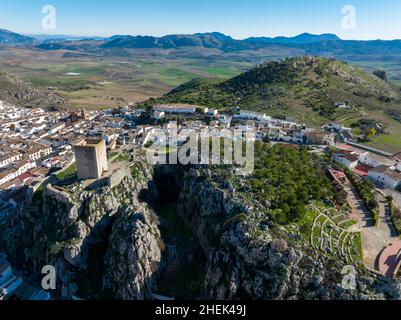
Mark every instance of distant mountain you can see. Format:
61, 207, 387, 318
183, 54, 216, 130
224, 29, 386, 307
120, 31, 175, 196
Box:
101, 32, 248, 51
24, 29, 401, 65
0, 69, 65, 110
245, 33, 341, 44
143, 56, 401, 120
35, 30, 399, 58
37, 39, 106, 51
0, 29, 35, 45
85, 32, 341, 50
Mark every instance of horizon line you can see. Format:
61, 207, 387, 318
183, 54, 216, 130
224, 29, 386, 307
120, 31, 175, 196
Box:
8, 29, 401, 42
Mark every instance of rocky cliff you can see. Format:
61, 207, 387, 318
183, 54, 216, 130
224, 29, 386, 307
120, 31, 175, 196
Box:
0, 161, 162, 299
175, 166, 401, 300
2, 160, 401, 300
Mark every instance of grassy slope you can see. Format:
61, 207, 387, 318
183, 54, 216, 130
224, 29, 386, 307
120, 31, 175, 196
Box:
147, 56, 401, 153
1, 47, 400, 152
0, 47, 246, 109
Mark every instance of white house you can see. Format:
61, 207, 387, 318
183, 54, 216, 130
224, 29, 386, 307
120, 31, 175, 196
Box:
26, 144, 53, 161
335, 102, 352, 110
233, 111, 271, 122
333, 152, 359, 169
14, 160, 36, 176
153, 104, 197, 114
204, 108, 218, 116
358, 152, 396, 168
0, 169, 18, 185
324, 123, 343, 132
0, 153, 22, 168
368, 165, 401, 190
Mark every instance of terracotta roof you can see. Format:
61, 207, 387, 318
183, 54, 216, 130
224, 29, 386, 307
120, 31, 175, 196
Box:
334, 151, 359, 162
18, 172, 32, 182
345, 154, 359, 162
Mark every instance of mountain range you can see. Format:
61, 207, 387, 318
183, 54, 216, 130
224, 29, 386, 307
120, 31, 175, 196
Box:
0, 29, 35, 45
0, 27, 398, 52
3, 28, 401, 70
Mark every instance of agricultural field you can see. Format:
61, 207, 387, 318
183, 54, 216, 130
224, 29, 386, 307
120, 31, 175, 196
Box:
339, 110, 401, 154
0, 46, 246, 110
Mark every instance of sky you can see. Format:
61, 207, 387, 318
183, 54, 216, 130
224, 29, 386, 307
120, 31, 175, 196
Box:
0, 0, 400, 40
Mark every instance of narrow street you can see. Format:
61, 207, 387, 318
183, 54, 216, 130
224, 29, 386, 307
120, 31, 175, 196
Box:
344, 183, 398, 271
375, 191, 398, 239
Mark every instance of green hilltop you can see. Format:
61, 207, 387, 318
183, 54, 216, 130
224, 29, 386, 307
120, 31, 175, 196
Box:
144, 56, 401, 122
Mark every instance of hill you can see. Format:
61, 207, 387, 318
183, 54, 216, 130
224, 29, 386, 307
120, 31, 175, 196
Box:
245, 33, 341, 44
0, 29, 35, 45
143, 56, 401, 120
36, 32, 341, 51
0, 69, 65, 110
100, 32, 250, 51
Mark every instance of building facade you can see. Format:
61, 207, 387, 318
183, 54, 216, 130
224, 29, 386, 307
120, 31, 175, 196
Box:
73, 138, 108, 180
368, 165, 401, 190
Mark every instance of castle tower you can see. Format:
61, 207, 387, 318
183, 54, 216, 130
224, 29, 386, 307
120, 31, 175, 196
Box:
73, 138, 108, 180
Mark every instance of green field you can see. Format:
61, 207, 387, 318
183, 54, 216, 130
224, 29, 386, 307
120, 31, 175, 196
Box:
0, 47, 248, 109
339, 110, 401, 154
56, 163, 77, 180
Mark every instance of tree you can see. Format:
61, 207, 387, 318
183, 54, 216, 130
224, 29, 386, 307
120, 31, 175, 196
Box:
364, 128, 377, 140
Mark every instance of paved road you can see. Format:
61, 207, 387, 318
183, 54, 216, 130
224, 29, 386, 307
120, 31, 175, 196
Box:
344, 184, 398, 271
376, 191, 398, 239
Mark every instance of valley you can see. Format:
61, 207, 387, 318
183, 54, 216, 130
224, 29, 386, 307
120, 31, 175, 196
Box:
0, 46, 248, 109
1, 23, 401, 303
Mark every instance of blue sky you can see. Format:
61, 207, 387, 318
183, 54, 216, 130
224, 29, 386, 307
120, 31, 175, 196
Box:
0, 0, 400, 39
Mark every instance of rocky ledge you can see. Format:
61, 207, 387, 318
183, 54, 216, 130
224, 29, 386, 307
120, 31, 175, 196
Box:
175, 166, 401, 300
0, 160, 162, 299
1, 160, 401, 300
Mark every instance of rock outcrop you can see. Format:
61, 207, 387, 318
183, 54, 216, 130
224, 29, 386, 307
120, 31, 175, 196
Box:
103, 205, 162, 300
175, 166, 401, 300
0, 160, 162, 299
2, 160, 401, 300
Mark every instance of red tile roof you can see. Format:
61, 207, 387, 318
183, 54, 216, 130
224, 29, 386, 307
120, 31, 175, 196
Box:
18, 172, 32, 182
